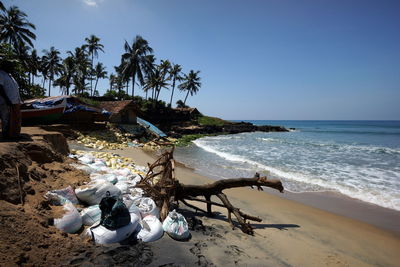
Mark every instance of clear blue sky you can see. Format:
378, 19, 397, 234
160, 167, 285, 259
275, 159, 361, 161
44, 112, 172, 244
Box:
5, 0, 400, 120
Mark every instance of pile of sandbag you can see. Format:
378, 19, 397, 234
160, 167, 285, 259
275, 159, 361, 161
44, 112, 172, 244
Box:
46, 151, 190, 244
74, 123, 143, 150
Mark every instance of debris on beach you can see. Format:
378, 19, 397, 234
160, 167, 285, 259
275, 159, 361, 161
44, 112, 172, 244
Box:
47, 145, 284, 248
46, 150, 171, 245
74, 123, 142, 150
136, 149, 285, 235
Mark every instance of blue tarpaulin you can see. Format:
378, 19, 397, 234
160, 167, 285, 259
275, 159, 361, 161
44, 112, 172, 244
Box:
24, 96, 111, 118
137, 117, 167, 137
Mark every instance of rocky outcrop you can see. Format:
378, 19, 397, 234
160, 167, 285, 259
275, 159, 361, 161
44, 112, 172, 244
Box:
168, 122, 289, 137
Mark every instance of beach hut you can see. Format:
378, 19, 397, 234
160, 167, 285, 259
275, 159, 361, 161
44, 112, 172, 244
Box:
99, 100, 138, 124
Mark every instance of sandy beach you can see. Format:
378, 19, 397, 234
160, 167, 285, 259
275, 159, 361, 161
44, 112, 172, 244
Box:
110, 147, 400, 266
1, 130, 399, 266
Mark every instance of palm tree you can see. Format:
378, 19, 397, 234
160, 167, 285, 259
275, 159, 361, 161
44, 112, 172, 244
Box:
155, 59, 171, 99
108, 73, 116, 91
68, 46, 90, 95
142, 54, 156, 99
40, 56, 48, 89
15, 44, 31, 83
84, 35, 104, 96
93, 62, 107, 95
179, 70, 201, 105
169, 63, 182, 106
27, 49, 41, 85
143, 67, 169, 101
54, 56, 74, 95
121, 35, 153, 97
0, 5, 36, 50
0, 2, 5, 11
42, 47, 63, 96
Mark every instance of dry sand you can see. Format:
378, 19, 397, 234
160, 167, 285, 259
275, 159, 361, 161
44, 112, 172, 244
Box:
115, 147, 400, 266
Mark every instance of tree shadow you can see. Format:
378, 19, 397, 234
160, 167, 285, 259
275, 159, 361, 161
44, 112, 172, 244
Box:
251, 223, 300, 230
177, 207, 300, 231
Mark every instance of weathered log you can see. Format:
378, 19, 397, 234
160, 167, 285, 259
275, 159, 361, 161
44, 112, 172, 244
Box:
137, 149, 284, 235
174, 174, 283, 235
175, 175, 284, 198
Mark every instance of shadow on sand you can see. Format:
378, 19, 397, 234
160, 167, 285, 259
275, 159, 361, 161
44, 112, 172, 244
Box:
178, 208, 300, 231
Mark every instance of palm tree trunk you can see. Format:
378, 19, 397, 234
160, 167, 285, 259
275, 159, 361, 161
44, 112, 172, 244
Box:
156, 86, 161, 101
94, 77, 99, 94
48, 79, 52, 97
145, 90, 148, 100
90, 54, 94, 96
169, 78, 176, 106
131, 75, 135, 97
184, 89, 190, 105
42, 78, 46, 89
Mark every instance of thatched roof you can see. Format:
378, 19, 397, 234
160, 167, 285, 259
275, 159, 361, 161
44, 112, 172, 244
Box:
99, 100, 138, 114
174, 107, 200, 114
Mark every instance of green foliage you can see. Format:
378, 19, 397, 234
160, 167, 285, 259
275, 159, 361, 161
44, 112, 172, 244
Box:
0, 43, 46, 100
103, 89, 130, 100
20, 84, 45, 100
176, 100, 188, 108
198, 116, 228, 126
78, 97, 100, 107
175, 133, 217, 146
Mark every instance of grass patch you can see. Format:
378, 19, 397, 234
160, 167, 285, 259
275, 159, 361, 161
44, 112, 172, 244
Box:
197, 116, 229, 126
78, 97, 101, 107
175, 134, 213, 146
175, 132, 230, 146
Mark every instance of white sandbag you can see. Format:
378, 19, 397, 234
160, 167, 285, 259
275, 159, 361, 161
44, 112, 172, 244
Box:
115, 181, 130, 195
45, 186, 79, 205
75, 180, 121, 205
131, 174, 142, 184
87, 212, 140, 244
162, 210, 190, 240
81, 205, 101, 226
113, 168, 132, 177
79, 154, 95, 164
54, 203, 82, 234
99, 166, 110, 172
130, 188, 144, 199
94, 159, 106, 166
90, 173, 118, 185
129, 204, 142, 219
135, 197, 159, 218
72, 164, 96, 174
135, 165, 148, 173
137, 215, 163, 242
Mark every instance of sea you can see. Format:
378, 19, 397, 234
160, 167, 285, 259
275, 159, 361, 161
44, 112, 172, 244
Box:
174, 120, 400, 211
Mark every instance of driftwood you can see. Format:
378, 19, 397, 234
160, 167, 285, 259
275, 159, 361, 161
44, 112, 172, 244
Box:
137, 149, 284, 235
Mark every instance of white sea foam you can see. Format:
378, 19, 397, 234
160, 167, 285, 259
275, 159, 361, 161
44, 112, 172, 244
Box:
257, 137, 400, 155
193, 138, 400, 211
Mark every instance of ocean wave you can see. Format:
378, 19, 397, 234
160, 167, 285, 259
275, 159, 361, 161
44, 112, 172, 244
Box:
307, 129, 400, 135
257, 137, 400, 155
193, 139, 400, 211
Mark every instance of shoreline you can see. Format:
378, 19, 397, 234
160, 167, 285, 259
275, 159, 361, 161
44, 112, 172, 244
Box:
125, 146, 400, 235
172, 153, 400, 235
114, 147, 400, 234
169, 141, 400, 235
112, 146, 400, 266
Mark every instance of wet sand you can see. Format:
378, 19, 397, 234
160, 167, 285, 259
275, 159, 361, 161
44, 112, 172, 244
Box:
113, 147, 400, 266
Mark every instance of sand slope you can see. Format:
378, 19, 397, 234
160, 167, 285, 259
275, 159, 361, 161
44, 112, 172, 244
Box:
116, 147, 400, 266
